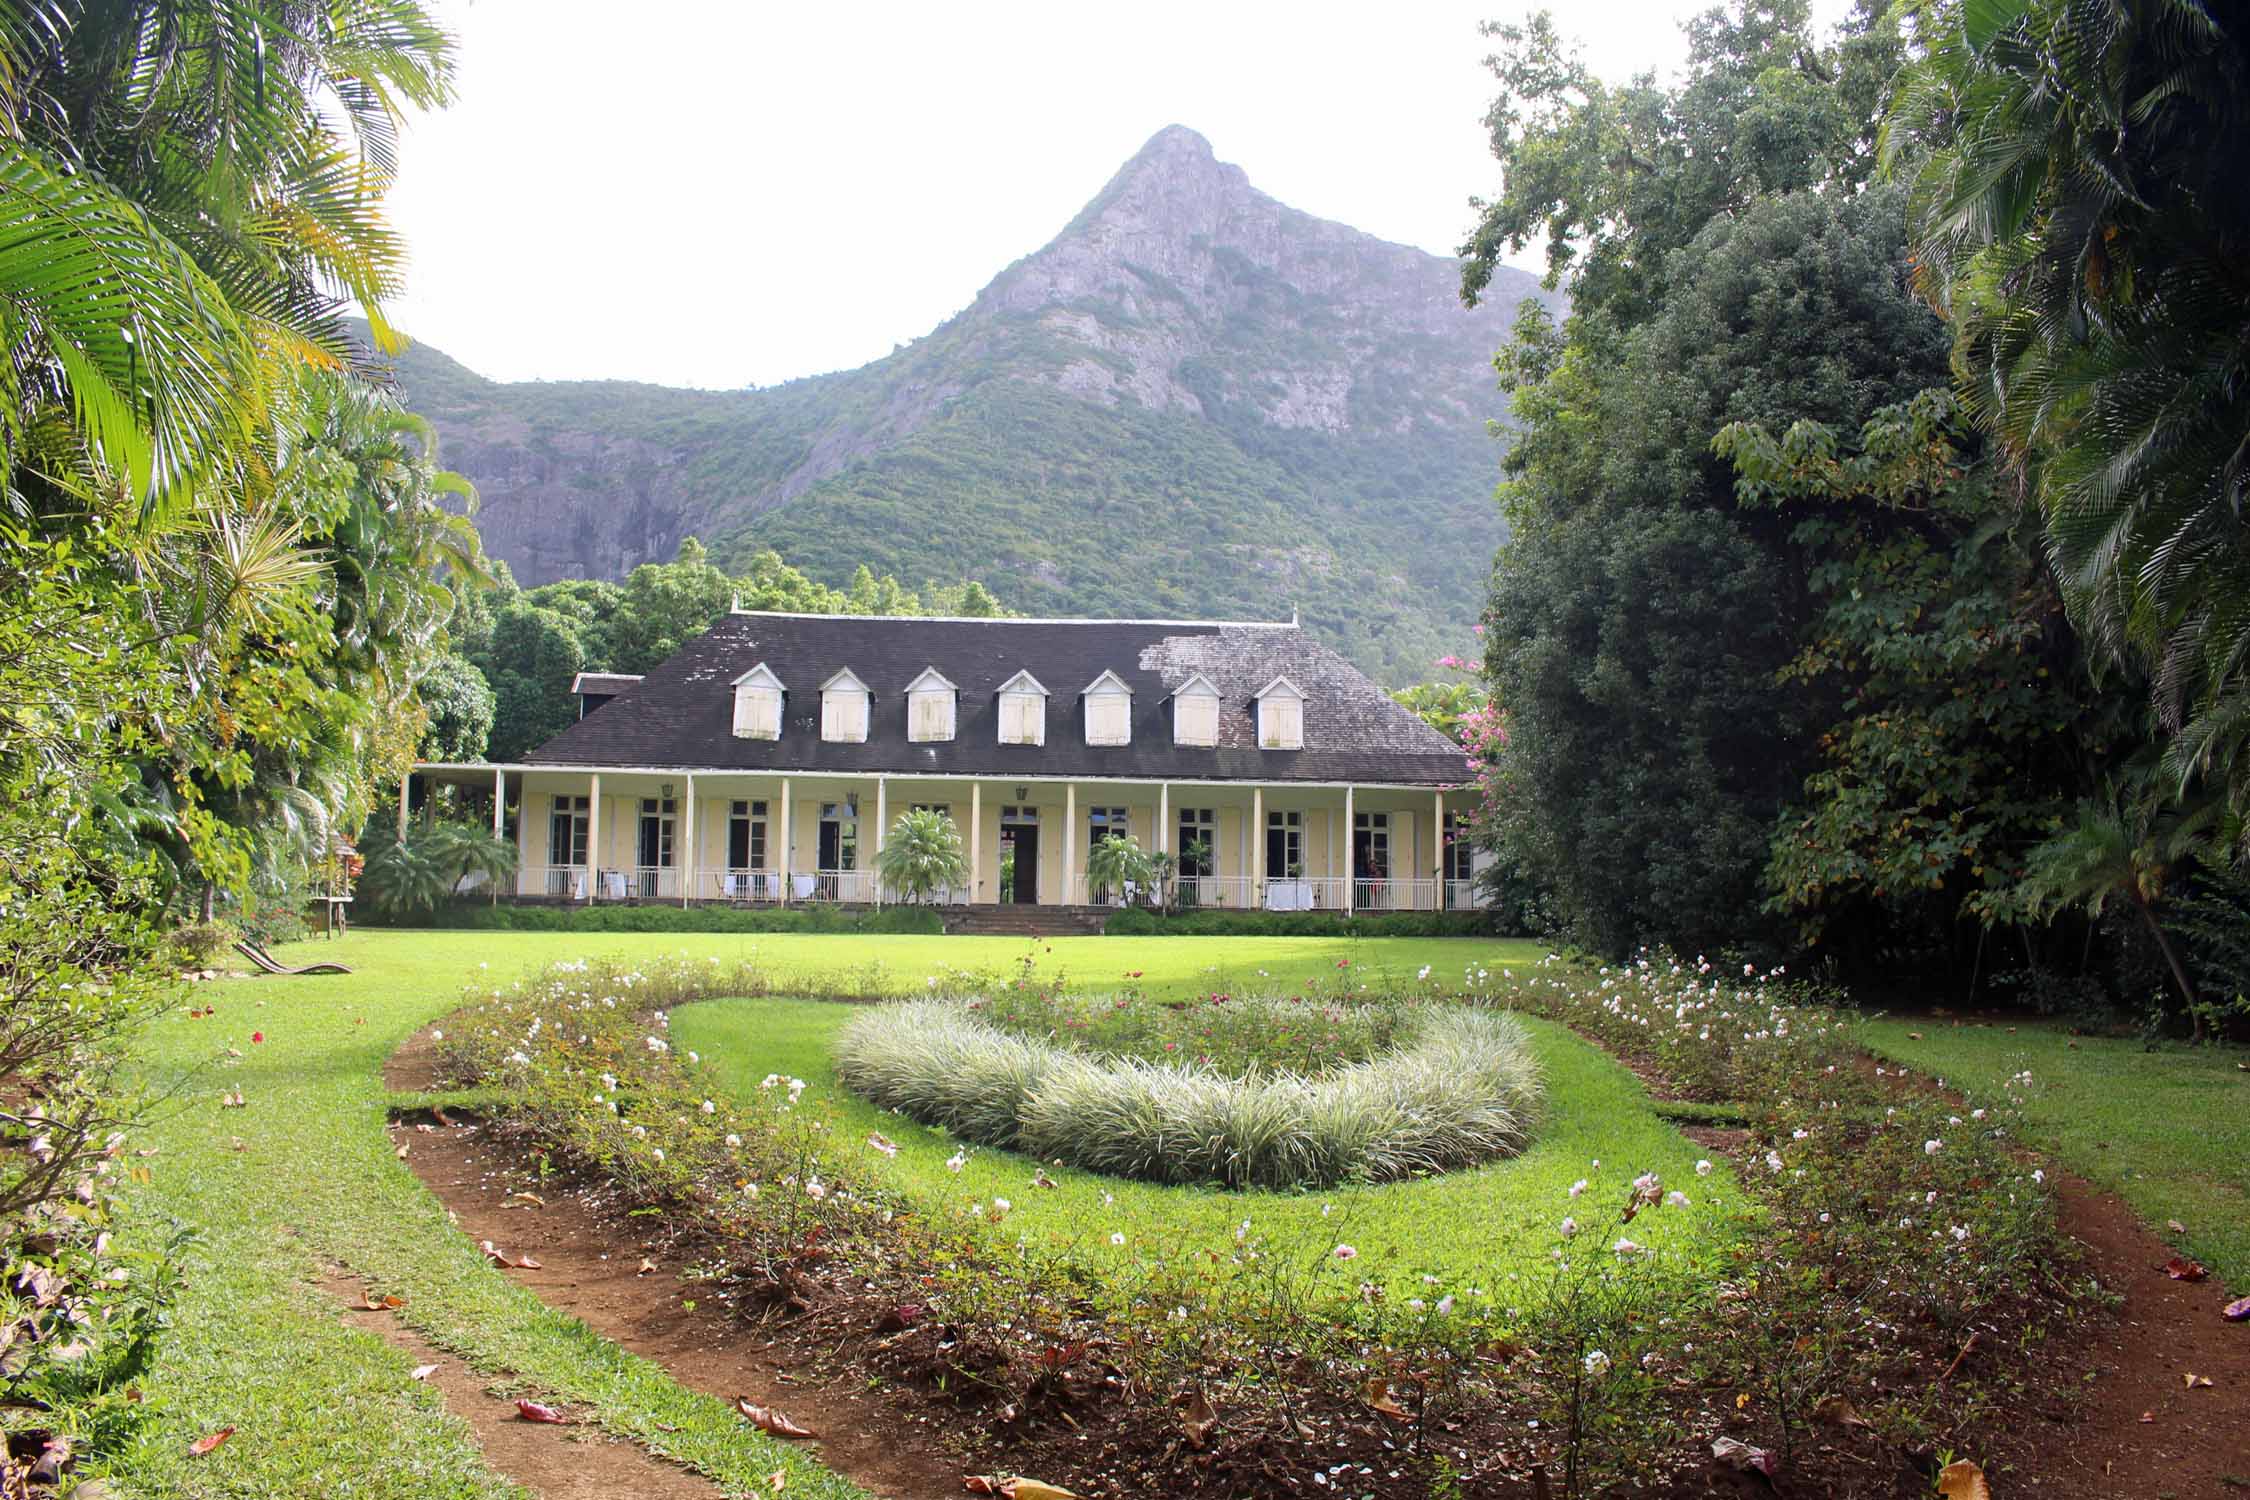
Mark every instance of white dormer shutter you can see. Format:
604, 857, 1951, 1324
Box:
906, 667, 957, 743
1171, 675, 1220, 747
1255, 676, 1305, 750
731, 664, 784, 740
997, 670, 1048, 746
1082, 671, 1132, 747
821, 669, 870, 743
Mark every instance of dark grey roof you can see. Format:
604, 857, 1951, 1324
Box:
570, 672, 645, 695
525, 613, 1465, 786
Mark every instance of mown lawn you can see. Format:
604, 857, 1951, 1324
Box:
1860, 1017, 2250, 1288
104, 929, 1547, 1494
672, 996, 1748, 1299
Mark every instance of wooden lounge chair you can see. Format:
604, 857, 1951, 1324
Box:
234, 940, 352, 976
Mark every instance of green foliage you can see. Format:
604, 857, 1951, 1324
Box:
384, 902, 944, 935
358, 821, 519, 920
1083, 832, 1154, 904
872, 808, 969, 904
417, 654, 496, 761
1885, 0, 2250, 826
1103, 907, 1497, 938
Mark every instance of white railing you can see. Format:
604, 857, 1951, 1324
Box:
701, 869, 782, 903
535, 864, 588, 900
1260, 876, 1349, 912
1067, 873, 1164, 908
799, 868, 873, 903
1352, 878, 1440, 912
1443, 878, 1479, 911
1173, 875, 1255, 910
880, 880, 972, 906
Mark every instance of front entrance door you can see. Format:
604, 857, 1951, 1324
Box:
1353, 811, 1390, 910
1000, 807, 1040, 905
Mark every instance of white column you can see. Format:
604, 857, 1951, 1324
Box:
1433, 789, 1446, 911
681, 774, 696, 908
1343, 784, 1355, 910
873, 775, 888, 907
587, 773, 602, 903
777, 776, 792, 905
397, 773, 410, 841
969, 781, 983, 904
514, 776, 529, 897
492, 768, 505, 837
1063, 782, 1077, 906
1157, 782, 1169, 856
1328, 798, 1340, 908
1251, 784, 1265, 908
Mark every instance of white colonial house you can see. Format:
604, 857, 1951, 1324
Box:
406, 611, 1481, 913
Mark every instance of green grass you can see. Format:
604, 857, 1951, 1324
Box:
1860, 1017, 2250, 1289
674, 995, 1747, 1293
103, 929, 1546, 1493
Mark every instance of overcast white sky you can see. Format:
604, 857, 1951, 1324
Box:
384, 1, 1848, 391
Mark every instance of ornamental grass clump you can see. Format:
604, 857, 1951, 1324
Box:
836, 1000, 1543, 1189
830, 998, 1058, 1148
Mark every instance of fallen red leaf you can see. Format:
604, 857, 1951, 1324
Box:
964, 1478, 1002, 1496
514, 1399, 571, 1424
735, 1397, 816, 1438
480, 1240, 542, 1271
363, 1292, 404, 1311
2162, 1257, 2209, 1282
187, 1427, 236, 1457
250, 1031, 263, 1044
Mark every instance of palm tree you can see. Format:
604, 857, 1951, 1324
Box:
875, 809, 969, 905
2020, 780, 2218, 1039
1084, 834, 1152, 906
1885, 0, 2250, 820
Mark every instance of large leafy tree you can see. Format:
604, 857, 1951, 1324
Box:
1884, 0, 2250, 825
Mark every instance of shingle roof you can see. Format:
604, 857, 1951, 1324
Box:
570, 672, 644, 695
527, 613, 1466, 786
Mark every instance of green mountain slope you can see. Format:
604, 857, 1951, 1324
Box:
387, 126, 1547, 686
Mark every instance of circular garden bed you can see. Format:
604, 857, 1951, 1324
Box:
833, 996, 1544, 1189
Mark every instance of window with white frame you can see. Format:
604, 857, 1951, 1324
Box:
1082, 671, 1132, 746
1265, 809, 1304, 878
906, 667, 957, 742
731, 664, 784, 740
549, 795, 588, 866
997, 670, 1048, 746
1256, 676, 1305, 750
1087, 805, 1129, 856
1445, 812, 1474, 882
1171, 675, 1220, 746
1176, 806, 1217, 878
727, 799, 767, 870
820, 668, 870, 743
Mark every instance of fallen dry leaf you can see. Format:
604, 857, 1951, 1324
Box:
1813, 1394, 1873, 1429
480, 1240, 542, 1271
394, 1145, 409, 1159
1361, 1377, 1410, 1421
2167, 1219, 2188, 1234
2225, 1294, 2250, 1322
1936, 1459, 1990, 1500
409, 1363, 439, 1382
507, 1191, 545, 1207
2140, 1410, 2156, 1424
637, 1256, 659, 1276
964, 1479, 1002, 1497
2162, 1256, 2209, 1282
1176, 1389, 1218, 1448
1711, 1436, 1774, 1476
2185, 1373, 2213, 1389
735, 1397, 816, 1439
768, 1471, 786, 1493
363, 1292, 404, 1312
187, 1427, 236, 1457
1907, 1031, 1924, 1040
514, 1399, 571, 1424
1005, 1483, 1080, 1500
219, 1091, 245, 1109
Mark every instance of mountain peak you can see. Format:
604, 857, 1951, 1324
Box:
1130, 123, 1215, 162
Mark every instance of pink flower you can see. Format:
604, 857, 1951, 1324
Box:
1333, 1244, 1358, 1260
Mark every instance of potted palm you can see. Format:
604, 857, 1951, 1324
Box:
875, 808, 970, 905
1085, 833, 1152, 906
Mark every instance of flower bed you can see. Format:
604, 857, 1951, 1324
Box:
833, 998, 1543, 1189
432, 951, 2078, 1498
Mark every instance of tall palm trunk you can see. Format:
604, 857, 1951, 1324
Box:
2132, 893, 2204, 1043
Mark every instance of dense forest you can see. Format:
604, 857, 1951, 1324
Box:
1455, 0, 2250, 1036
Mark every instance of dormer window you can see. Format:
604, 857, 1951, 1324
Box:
1082, 670, 1132, 747
731, 664, 784, 740
997, 669, 1048, 746
905, 667, 957, 743
820, 668, 871, 743
1170, 674, 1220, 747
1255, 676, 1304, 750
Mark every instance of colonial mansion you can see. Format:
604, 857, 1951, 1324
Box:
408, 610, 1480, 913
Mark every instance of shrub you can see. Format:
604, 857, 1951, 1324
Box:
236, 904, 310, 949
835, 1000, 1544, 1189
162, 920, 238, 971
872, 808, 969, 904
1104, 907, 1497, 938
365, 901, 943, 935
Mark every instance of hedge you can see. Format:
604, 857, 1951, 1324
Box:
1103, 907, 1503, 938
360, 902, 945, 935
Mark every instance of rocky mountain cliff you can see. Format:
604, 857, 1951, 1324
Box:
387, 126, 1547, 686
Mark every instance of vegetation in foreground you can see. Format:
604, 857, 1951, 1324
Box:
442, 946, 2070, 1497
1863, 1017, 2250, 1287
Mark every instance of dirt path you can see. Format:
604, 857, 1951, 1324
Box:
321, 1269, 723, 1500
388, 1109, 964, 1500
